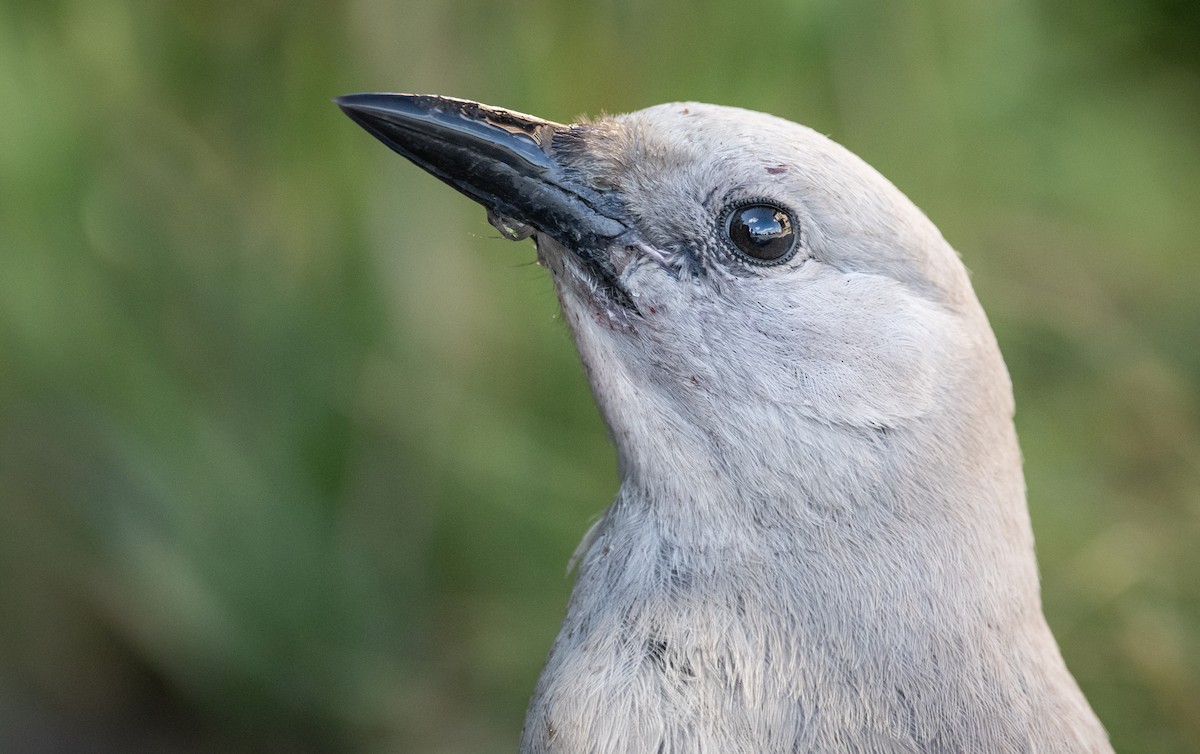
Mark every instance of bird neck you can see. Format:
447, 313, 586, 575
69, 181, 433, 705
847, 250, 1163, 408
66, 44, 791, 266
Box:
585, 386, 1043, 625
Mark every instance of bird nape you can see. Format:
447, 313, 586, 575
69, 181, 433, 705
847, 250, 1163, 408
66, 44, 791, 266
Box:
337, 93, 1113, 753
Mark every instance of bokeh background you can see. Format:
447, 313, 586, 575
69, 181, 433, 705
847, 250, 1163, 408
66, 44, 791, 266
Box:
2, 0, 1198, 751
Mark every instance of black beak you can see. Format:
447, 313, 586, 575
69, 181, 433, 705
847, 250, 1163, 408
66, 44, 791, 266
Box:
335, 93, 631, 258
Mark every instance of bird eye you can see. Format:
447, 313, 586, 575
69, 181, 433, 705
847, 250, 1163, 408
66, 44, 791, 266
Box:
724, 203, 798, 264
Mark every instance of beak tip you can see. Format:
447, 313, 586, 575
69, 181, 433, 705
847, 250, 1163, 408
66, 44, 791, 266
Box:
334, 92, 422, 115
334, 92, 387, 114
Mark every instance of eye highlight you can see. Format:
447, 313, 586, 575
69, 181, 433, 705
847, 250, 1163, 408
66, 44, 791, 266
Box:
724, 202, 798, 264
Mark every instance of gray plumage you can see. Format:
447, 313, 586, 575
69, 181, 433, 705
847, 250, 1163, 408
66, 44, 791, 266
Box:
337, 95, 1112, 753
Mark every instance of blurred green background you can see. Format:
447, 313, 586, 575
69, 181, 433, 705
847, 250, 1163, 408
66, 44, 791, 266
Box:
1, 0, 1198, 751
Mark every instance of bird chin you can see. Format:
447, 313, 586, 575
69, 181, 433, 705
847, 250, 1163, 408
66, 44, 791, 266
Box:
534, 235, 640, 331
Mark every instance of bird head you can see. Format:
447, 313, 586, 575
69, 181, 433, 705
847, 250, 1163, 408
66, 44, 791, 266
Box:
337, 95, 1012, 495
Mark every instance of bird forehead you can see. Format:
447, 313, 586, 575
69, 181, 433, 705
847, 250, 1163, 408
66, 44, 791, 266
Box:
618, 103, 836, 168
585, 103, 858, 208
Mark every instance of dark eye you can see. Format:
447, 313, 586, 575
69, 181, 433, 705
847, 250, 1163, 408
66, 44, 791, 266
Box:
724, 203, 798, 264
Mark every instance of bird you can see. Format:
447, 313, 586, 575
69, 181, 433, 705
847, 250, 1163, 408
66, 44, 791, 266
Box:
336, 93, 1113, 753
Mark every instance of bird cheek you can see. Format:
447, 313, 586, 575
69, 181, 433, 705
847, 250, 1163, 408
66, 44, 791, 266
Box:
628, 282, 683, 325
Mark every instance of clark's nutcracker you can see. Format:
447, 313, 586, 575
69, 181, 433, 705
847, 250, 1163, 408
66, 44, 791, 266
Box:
337, 94, 1112, 753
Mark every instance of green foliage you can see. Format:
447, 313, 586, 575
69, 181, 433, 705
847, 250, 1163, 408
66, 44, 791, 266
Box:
0, 0, 1197, 750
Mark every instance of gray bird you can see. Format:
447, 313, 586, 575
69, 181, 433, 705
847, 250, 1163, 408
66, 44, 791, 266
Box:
337, 94, 1112, 753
